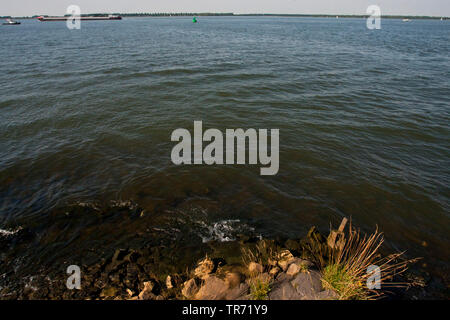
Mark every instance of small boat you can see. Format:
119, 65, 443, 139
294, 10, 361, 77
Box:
2, 18, 20, 25
402, 18, 411, 22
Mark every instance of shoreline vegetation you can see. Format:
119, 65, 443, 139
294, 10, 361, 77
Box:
2, 13, 448, 20
0, 218, 426, 300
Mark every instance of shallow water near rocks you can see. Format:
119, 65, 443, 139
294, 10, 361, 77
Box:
0, 17, 449, 296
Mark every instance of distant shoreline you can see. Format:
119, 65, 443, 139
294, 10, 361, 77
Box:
2, 13, 448, 20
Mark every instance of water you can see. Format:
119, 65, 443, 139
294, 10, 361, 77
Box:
0, 17, 449, 289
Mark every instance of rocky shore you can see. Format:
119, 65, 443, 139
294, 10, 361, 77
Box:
1, 222, 434, 300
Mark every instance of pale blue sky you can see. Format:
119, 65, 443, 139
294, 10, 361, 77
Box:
2, 0, 449, 17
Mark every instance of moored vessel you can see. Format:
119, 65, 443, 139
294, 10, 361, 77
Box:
37, 15, 122, 22
2, 18, 21, 25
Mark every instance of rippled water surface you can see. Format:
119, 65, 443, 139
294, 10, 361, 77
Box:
0, 17, 449, 286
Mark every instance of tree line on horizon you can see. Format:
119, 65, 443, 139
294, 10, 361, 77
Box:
1, 13, 447, 19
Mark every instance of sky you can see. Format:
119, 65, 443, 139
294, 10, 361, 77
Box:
1, 0, 449, 17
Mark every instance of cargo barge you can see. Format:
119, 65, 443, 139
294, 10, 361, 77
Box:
37, 15, 122, 21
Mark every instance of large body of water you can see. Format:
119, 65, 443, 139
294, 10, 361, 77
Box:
0, 17, 449, 292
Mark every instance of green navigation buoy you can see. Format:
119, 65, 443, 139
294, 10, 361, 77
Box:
193, 17, 198, 23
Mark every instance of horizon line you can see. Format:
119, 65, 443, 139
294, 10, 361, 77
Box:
2, 12, 449, 19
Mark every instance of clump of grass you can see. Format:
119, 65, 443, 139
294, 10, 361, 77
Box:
241, 240, 279, 271
321, 220, 420, 300
249, 277, 271, 300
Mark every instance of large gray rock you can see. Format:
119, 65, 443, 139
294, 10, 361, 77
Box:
290, 271, 323, 298
225, 283, 250, 300
195, 275, 228, 300
269, 270, 337, 300
268, 281, 303, 300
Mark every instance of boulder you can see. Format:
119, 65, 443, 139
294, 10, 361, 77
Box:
182, 278, 199, 299
290, 270, 323, 299
225, 283, 250, 300
268, 281, 302, 300
195, 275, 228, 300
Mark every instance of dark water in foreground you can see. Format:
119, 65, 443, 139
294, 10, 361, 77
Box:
0, 17, 449, 291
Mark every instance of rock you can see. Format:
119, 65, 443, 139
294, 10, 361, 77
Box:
194, 257, 215, 279
182, 278, 199, 299
268, 281, 302, 300
316, 289, 339, 300
195, 275, 229, 300
225, 283, 250, 300
286, 258, 312, 276
269, 267, 280, 277
277, 250, 295, 271
248, 262, 264, 274
225, 272, 242, 289
286, 263, 301, 276
139, 281, 156, 300
279, 249, 294, 261
278, 260, 289, 272
290, 270, 324, 299
166, 275, 174, 289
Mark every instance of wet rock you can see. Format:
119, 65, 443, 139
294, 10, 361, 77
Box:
248, 262, 263, 274
194, 257, 215, 279
195, 275, 228, 300
182, 278, 199, 299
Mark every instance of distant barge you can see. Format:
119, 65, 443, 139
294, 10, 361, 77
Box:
38, 15, 122, 21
